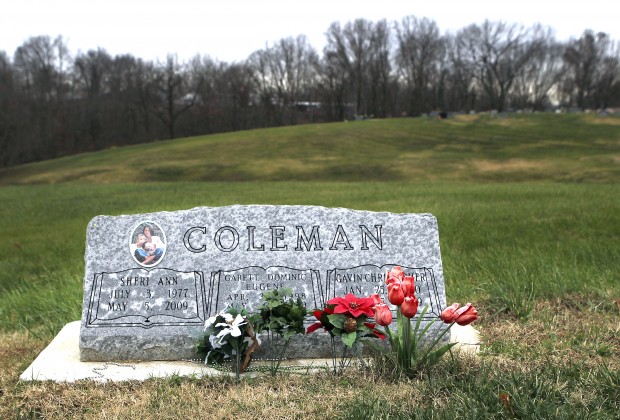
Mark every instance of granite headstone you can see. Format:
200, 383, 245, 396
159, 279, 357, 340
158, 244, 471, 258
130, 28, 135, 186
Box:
79, 205, 447, 361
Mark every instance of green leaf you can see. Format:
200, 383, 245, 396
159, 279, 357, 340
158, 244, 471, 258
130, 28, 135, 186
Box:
341, 331, 357, 348
283, 329, 297, 339
423, 343, 456, 367
327, 314, 346, 329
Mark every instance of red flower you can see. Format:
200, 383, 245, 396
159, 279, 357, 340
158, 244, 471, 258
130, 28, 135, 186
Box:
374, 303, 393, 326
386, 266, 405, 286
440, 303, 461, 323
401, 295, 419, 318
403, 275, 415, 297
386, 266, 416, 298
370, 293, 383, 305
440, 303, 478, 326
306, 306, 335, 333
454, 303, 478, 326
387, 283, 405, 306
327, 293, 375, 318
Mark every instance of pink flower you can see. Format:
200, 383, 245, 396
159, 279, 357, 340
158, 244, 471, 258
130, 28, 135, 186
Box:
454, 303, 478, 326
440, 303, 461, 323
370, 293, 383, 305
401, 295, 419, 318
386, 266, 416, 298
374, 303, 393, 326
327, 293, 375, 318
386, 266, 405, 286
440, 303, 478, 326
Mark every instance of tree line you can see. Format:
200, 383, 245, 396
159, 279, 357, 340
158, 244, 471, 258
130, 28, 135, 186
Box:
1, 17, 619, 168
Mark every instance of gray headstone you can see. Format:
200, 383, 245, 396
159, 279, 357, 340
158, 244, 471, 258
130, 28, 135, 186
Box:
79, 205, 447, 361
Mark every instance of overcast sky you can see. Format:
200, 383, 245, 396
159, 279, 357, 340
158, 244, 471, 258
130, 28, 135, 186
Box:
1, 0, 617, 63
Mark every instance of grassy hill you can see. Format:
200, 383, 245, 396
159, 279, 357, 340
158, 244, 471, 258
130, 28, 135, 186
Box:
1, 113, 619, 184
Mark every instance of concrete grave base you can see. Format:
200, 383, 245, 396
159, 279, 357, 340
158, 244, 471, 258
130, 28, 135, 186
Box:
21, 321, 481, 383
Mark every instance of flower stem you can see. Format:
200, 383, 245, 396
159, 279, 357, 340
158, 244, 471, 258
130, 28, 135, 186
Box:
331, 335, 337, 375
233, 341, 241, 384
271, 336, 291, 377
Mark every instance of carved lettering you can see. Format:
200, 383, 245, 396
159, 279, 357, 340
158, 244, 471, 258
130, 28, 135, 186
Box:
214, 226, 239, 252
183, 226, 207, 252
360, 224, 383, 250
295, 225, 323, 251
329, 225, 354, 250
270, 226, 287, 251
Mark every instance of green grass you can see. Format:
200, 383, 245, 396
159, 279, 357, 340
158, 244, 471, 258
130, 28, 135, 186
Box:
0, 113, 619, 418
1, 113, 619, 184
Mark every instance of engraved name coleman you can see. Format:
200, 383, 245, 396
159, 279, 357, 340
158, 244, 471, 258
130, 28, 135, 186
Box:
182, 224, 384, 253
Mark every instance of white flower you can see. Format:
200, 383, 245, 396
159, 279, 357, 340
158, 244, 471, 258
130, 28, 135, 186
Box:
214, 314, 247, 345
209, 333, 222, 349
204, 315, 218, 330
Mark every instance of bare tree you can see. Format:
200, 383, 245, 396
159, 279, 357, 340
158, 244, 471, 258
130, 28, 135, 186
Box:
270, 36, 319, 123
366, 19, 394, 117
395, 16, 447, 115
73, 49, 113, 148
512, 25, 563, 110
0, 51, 19, 166
223, 62, 254, 131
13, 35, 71, 160
150, 55, 198, 139
593, 44, 620, 108
446, 34, 477, 112
456, 21, 542, 111
562, 30, 619, 109
315, 50, 349, 121
248, 48, 278, 125
323, 19, 394, 118
324, 20, 368, 116
13, 35, 70, 102
249, 35, 319, 126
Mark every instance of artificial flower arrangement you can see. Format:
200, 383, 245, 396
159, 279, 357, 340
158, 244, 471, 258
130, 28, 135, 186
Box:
253, 287, 307, 376
306, 293, 387, 373
196, 307, 260, 382
198, 267, 478, 379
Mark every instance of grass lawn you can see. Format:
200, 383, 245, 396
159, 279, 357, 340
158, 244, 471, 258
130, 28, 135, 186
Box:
1, 113, 619, 418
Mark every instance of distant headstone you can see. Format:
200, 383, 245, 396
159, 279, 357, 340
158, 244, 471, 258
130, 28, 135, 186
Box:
79, 205, 447, 361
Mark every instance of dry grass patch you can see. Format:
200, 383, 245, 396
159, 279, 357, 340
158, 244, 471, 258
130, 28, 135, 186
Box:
481, 299, 620, 370
590, 116, 620, 126
0, 331, 46, 376
471, 158, 548, 173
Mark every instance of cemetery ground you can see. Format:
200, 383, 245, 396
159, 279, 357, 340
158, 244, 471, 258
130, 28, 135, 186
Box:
0, 113, 619, 418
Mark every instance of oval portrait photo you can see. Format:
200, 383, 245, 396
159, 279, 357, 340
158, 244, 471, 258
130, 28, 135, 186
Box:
129, 221, 167, 267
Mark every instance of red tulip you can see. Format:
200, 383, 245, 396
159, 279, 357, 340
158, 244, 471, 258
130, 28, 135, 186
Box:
403, 275, 415, 297
370, 293, 383, 306
453, 303, 478, 326
401, 295, 419, 318
387, 283, 405, 306
440, 303, 461, 323
386, 266, 405, 286
374, 303, 393, 326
